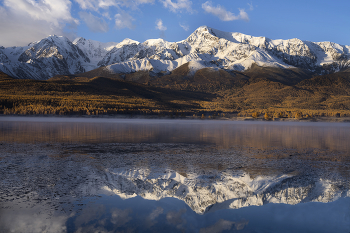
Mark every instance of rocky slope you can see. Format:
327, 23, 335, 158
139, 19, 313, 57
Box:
0, 26, 349, 80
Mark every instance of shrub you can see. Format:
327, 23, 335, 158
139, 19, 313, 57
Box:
264, 112, 270, 120
295, 112, 302, 119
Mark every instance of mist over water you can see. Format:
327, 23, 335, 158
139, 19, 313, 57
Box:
1, 116, 350, 150
1, 117, 350, 232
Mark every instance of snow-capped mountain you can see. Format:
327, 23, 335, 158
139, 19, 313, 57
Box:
99, 168, 349, 214
0, 26, 349, 80
2, 154, 348, 215
72, 37, 119, 71
0, 35, 90, 79
1, 139, 349, 216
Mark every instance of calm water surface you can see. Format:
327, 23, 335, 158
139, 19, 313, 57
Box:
0, 116, 350, 232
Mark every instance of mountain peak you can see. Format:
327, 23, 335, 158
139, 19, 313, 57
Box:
47, 34, 61, 38
190, 25, 215, 37
72, 37, 85, 44
46, 34, 69, 42
143, 38, 169, 46
32, 35, 72, 48
117, 38, 140, 47
0, 27, 349, 80
195, 25, 211, 32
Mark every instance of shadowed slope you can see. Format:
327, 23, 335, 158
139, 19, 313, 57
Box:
0, 74, 217, 115
244, 63, 312, 85
0, 71, 15, 81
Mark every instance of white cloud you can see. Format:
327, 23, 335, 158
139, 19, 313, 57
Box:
202, 1, 249, 21
155, 19, 167, 31
102, 11, 111, 20
238, 9, 249, 21
160, 0, 192, 13
0, 6, 7, 16
110, 208, 132, 227
248, 2, 254, 11
115, 11, 135, 29
79, 11, 109, 32
74, 0, 115, 11
4, 0, 78, 26
200, 219, 235, 233
179, 23, 189, 31
0, 0, 78, 47
148, 207, 163, 221
116, 0, 155, 8
0, 204, 69, 233
74, 0, 154, 11
131, 0, 155, 5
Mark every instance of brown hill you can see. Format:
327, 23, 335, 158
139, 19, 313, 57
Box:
0, 71, 15, 81
1, 72, 216, 115
221, 71, 350, 115
2, 66, 350, 117
145, 64, 248, 92
243, 63, 312, 85
50, 62, 249, 91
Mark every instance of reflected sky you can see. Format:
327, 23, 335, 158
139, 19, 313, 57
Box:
1, 117, 350, 232
1, 194, 350, 232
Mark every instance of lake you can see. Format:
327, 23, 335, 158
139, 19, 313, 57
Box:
0, 116, 349, 232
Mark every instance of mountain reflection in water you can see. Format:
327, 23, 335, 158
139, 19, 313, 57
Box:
0, 117, 350, 233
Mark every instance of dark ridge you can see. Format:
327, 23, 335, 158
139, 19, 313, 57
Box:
170, 62, 190, 76
244, 63, 312, 85
297, 72, 350, 87
70, 67, 120, 79
0, 71, 15, 81
85, 76, 216, 102
47, 75, 91, 82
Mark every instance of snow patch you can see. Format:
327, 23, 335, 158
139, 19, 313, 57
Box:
107, 58, 153, 73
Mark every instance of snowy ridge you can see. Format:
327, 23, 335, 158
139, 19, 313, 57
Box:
97, 167, 349, 214
72, 37, 119, 71
0, 26, 349, 80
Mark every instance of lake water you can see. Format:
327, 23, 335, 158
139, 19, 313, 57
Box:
0, 116, 350, 232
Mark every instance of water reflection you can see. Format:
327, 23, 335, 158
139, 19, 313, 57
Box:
1, 116, 350, 151
2, 193, 350, 233
66, 196, 350, 233
1, 117, 350, 232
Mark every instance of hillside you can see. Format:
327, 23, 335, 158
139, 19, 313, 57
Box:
1, 65, 350, 118
0, 71, 216, 116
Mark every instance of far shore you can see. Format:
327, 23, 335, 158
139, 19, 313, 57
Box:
1, 114, 350, 123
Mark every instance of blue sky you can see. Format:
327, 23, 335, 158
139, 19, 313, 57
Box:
0, 0, 349, 47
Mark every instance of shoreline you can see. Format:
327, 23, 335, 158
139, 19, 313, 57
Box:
1, 114, 350, 124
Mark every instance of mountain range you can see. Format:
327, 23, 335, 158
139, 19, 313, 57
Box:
2, 145, 348, 215
1, 26, 350, 80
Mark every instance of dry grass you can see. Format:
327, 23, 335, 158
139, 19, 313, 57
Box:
0, 73, 215, 116
1, 64, 350, 117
